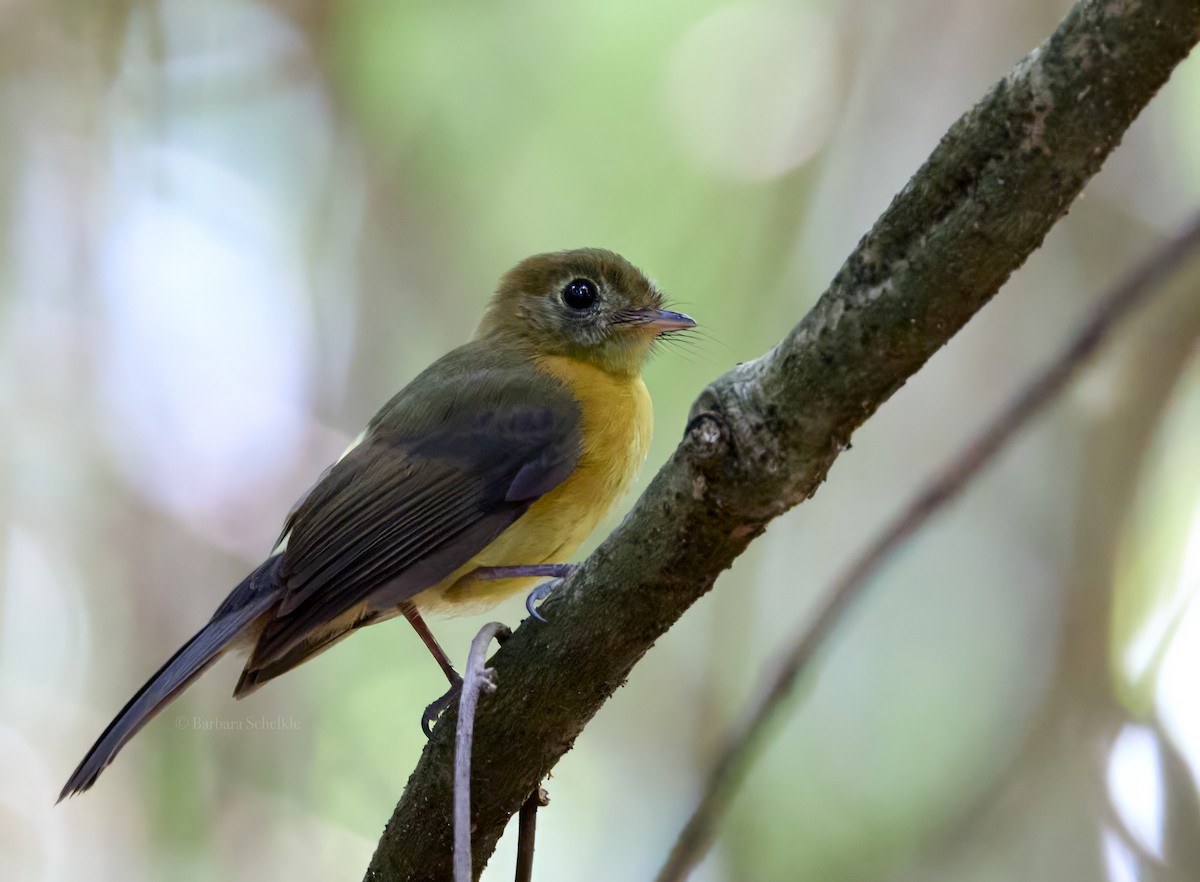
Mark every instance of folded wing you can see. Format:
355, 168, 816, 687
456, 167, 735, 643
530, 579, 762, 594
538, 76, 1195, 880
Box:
239, 343, 581, 689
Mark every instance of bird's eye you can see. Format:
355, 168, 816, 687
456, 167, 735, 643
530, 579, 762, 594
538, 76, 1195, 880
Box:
561, 278, 598, 310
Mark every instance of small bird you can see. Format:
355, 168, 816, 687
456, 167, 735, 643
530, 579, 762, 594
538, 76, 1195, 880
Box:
60, 248, 694, 799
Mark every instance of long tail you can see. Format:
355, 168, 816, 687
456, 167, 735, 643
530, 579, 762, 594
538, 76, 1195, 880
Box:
59, 560, 281, 800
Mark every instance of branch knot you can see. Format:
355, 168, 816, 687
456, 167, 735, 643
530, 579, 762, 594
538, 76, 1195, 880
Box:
684, 387, 731, 463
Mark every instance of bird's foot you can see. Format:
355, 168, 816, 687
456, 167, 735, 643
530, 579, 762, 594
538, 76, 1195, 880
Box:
421, 673, 463, 738
525, 565, 578, 621
525, 580, 560, 621
471, 563, 578, 622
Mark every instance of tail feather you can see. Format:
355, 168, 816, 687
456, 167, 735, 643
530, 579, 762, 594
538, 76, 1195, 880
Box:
233, 607, 384, 698
59, 582, 278, 801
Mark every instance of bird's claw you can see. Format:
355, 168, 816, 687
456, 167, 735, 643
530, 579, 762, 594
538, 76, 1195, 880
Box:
421, 674, 463, 738
525, 576, 567, 622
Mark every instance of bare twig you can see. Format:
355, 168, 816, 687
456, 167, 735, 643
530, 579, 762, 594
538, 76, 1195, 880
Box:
455, 622, 511, 882
514, 786, 549, 882
656, 211, 1200, 882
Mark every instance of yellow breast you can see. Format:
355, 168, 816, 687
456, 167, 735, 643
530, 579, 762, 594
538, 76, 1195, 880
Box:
421, 355, 653, 613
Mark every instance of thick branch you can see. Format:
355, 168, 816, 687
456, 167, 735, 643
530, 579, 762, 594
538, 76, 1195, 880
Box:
657, 212, 1200, 881
366, 1, 1200, 879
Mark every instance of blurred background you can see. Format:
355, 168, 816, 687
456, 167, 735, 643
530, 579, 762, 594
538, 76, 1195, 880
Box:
1, 0, 1198, 879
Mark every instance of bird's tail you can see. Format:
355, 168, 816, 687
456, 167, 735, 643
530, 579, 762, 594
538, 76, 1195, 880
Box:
58, 561, 281, 801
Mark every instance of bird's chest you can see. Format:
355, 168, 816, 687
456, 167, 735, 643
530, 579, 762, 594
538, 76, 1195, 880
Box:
522, 357, 653, 554
431, 357, 652, 612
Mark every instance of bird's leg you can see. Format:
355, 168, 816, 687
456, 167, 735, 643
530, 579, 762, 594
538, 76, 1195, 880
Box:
401, 601, 458, 682
471, 564, 575, 580
400, 602, 462, 737
472, 564, 578, 622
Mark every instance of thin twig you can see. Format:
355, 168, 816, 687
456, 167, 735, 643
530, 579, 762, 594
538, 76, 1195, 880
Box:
455, 622, 512, 882
514, 786, 549, 882
656, 211, 1200, 882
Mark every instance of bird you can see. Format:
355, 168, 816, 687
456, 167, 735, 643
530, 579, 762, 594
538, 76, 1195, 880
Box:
59, 247, 694, 800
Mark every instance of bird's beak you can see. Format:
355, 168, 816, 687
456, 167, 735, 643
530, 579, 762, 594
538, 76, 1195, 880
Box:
621, 308, 697, 334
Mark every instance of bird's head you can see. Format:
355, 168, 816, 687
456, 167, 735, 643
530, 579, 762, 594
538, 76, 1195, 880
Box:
475, 248, 695, 377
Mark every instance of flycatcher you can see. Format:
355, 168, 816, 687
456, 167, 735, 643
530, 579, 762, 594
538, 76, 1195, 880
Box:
60, 247, 694, 799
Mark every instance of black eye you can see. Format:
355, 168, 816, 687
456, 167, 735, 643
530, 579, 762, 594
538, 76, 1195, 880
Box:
561, 278, 598, 310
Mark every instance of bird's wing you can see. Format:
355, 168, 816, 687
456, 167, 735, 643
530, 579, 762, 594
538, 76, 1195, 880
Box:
248, 349, 580, 670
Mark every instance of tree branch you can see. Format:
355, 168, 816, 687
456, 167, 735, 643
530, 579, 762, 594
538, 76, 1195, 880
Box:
453, 623, 509, 882
656, 210, 1200, 882
365, 1, 1200, 878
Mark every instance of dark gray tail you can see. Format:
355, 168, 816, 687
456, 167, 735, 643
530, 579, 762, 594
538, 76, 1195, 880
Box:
59, 561, 281, 800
